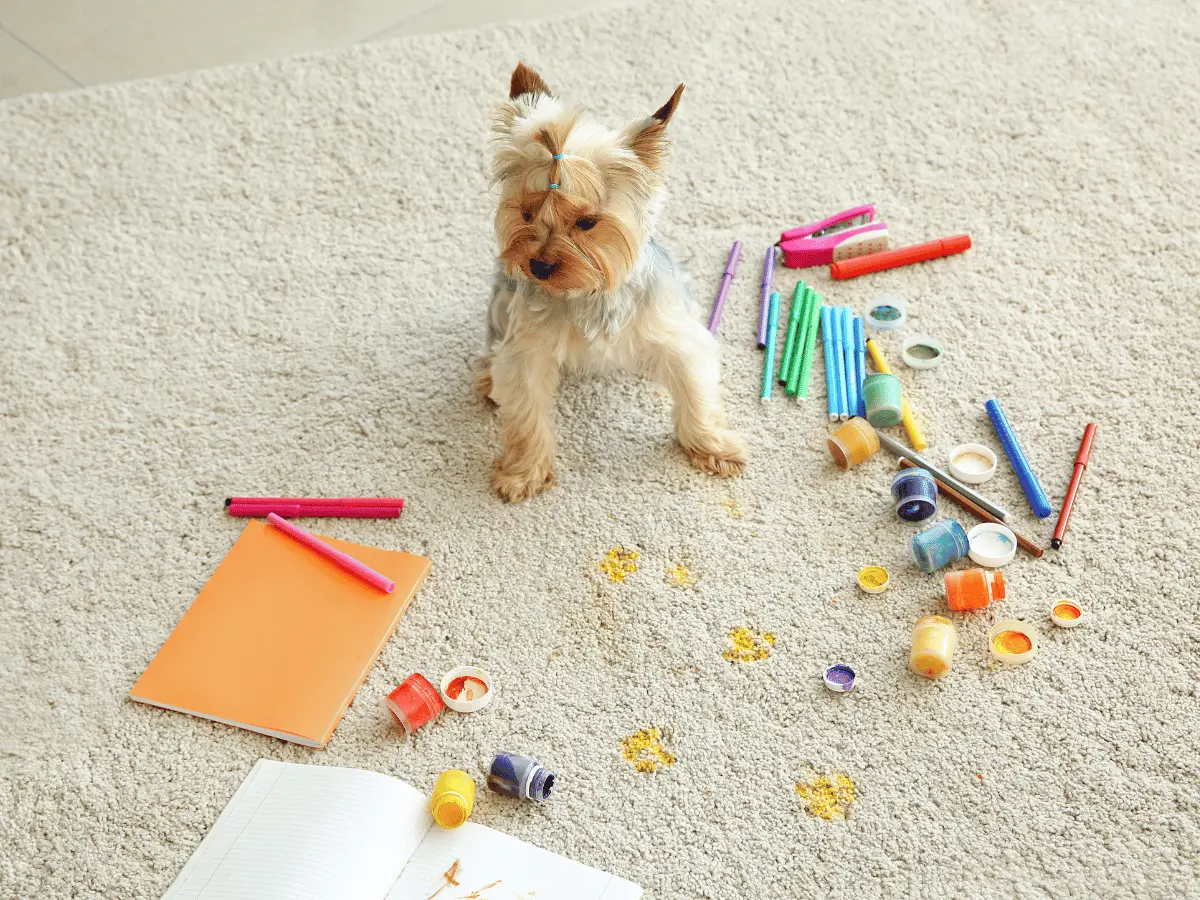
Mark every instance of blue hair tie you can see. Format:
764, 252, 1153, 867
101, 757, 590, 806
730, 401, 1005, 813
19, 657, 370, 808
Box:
549, 183, 560, 190
552, 153, 564, 160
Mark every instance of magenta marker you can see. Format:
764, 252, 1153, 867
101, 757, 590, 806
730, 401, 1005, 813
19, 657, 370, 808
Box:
757, 245, 776, 348
707, 239, 742, 335
265, 513, 395, 593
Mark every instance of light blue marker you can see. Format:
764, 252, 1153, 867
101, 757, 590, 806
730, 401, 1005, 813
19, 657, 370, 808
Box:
832, 307, 849, 421
821, 306, 838, 420
841, 306, 858, 422
853, 316, 867, 417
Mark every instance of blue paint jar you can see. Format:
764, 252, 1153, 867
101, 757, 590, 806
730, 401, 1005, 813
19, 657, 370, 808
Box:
487, 753, 555, 802
910, 520, 969, 573
891, 469, 938, 522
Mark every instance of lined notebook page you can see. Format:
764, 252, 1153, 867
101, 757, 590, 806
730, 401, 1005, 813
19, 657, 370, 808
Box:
385, 822, 641, 900
165, 760, 433, 900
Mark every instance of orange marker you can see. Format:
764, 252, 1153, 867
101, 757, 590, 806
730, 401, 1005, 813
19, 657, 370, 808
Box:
830, 234, 971, 280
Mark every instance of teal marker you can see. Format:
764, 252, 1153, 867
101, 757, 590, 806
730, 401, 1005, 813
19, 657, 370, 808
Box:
760, 291, 781, 401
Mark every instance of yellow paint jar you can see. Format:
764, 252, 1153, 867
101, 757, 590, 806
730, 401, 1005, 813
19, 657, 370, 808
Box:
910, 615, 958, 679
827, 417, 880, 470
429, 769, 475, 829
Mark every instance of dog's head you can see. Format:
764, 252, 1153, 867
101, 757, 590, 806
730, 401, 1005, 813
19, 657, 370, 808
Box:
491, 62, 683, 296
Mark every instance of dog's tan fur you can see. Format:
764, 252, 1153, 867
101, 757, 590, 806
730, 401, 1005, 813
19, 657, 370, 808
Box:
483, 63, 747, 502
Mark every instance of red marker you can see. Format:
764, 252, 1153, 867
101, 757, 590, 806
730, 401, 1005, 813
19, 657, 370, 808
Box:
1051, 424, 1097, 550
830, 234, 971, 280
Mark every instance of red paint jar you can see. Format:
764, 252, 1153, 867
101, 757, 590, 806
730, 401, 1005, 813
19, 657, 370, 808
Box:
944, 569, 1006, 611
384, 673, 445, 735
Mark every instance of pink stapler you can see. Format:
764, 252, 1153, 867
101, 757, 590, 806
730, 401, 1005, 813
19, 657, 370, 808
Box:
778, 204, 889, 268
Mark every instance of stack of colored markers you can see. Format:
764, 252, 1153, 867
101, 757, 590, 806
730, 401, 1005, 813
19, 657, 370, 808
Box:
758, 278, 866, 421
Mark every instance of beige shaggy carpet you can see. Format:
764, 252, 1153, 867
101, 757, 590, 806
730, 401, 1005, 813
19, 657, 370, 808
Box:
2, 0, 1199, 897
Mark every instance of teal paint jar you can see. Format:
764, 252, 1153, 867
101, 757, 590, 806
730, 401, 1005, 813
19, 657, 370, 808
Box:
911, 520, 969, 573
863, 373, 903, 427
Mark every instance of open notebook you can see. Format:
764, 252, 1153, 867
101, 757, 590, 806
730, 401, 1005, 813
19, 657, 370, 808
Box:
164, 760, 641, 900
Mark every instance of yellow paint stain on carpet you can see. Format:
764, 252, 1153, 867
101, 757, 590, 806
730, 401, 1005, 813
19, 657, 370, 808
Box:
599, 546, 639, 582
620, 727, 676, 774
723, 627, 776, 662
665, 562, 696, 588
794, 774, 857, 820
720, 497, 744, 519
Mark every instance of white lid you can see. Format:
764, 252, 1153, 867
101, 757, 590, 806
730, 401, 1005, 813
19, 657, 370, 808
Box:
864, 297, 908, 330
947, 443, 997, 484
822, 664, 857, 692
988, 620, 1039, 665
901, 334, 945, 369
967, 523, 1017, 567
1050, 600, 1084, 628
440, 666, 494, 713
857, 565, 890, 594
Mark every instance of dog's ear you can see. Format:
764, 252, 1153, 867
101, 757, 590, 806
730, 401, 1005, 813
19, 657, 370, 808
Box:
624, 83, 684, 170
510, 62, 552, 100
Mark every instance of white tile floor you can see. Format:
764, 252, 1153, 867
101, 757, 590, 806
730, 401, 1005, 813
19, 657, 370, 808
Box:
0, 0, 640, 100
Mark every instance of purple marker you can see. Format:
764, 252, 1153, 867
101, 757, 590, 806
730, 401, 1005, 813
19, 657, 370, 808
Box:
487, 753, 555, 802
707, 240, 743, 335
757, 245, 777, 348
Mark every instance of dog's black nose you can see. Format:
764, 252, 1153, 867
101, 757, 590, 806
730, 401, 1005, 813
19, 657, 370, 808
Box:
529, 258, 558, 280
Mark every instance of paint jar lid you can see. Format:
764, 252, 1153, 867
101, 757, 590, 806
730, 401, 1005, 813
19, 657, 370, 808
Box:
967, 523, 1018, 567
1050, 600, 1084, 628
857, 565, 890, 593
988, 620, 1039, 665
440, 666, 494, 713
864, 296, 908, 330
823, 664, 857, 692
901, 334, 945, 369
947, 443, 997, 484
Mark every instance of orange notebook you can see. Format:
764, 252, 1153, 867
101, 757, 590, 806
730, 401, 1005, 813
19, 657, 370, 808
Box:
131, 520, 431, 748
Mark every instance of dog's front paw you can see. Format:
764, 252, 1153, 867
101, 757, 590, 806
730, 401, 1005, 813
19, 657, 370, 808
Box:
682, 429, 748, 478
491, 460, 556, 502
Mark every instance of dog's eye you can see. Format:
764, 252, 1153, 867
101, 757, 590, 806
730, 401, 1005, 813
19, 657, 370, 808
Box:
575, 216, 597, 231
522, 211, 532, 223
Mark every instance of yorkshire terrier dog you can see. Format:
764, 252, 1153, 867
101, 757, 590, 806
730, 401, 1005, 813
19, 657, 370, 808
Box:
481, 62, 748, 502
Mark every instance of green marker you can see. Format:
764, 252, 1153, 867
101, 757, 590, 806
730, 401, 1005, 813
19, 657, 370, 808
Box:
760, 291, 781, 401
796, 291, 823, 399
786, 284, 814, 395
777, 281, 804, 387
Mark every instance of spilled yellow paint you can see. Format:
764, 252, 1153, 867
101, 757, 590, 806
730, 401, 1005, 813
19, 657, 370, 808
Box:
794, 774, 857, 820
723, 627, 777, 663
599, 547, 639, 583
620, 727, 676, 774
720, 497, 744, 519
665, 563, 696, 588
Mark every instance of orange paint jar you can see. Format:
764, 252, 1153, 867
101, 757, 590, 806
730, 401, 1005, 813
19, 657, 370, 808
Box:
944, 568, 1006, 611
827, 417, 880, 470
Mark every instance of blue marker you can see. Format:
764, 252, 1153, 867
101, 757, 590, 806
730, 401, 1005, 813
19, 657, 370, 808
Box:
821, 306, 838, 420
832, 307, 849, 420
985, 399, 1054, 518
853, 316, 867, 417
841, 306, 858, 422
